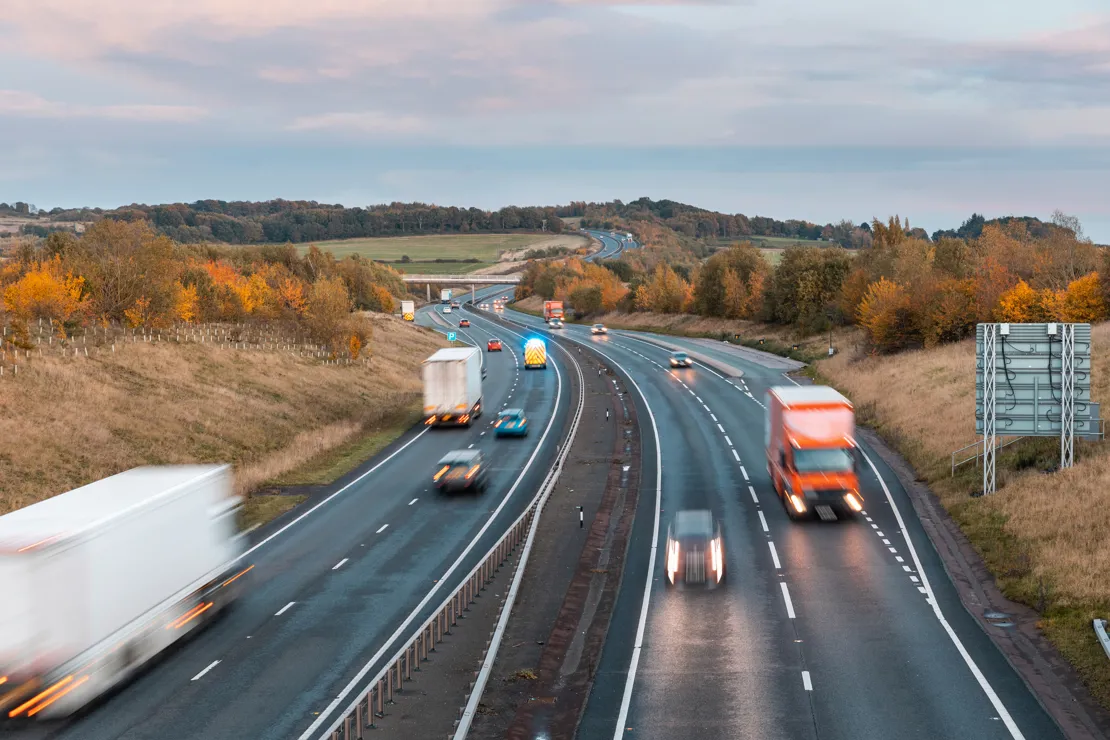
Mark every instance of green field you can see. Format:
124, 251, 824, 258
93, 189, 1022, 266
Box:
295, 234, 551, 262
390, 261, 496, 275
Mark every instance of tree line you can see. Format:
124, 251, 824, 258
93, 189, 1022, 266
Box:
1, 222, 410, 355
14, 200, 565, 245
517, 213, 1106, 354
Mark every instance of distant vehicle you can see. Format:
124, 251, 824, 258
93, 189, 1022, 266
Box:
591, 323, 607, 335
451, 302, 460, 309
669, 351, 692, 368
494, 304, 504, 312
665, 509, 724, 588
549, 319, 563, 329
480, 303, 489, 309
401, 300, 415, 321
494, 408, 529, 437
487, 338, 502, 352
524, 338, 547, 370
441, 289, 452, 304
543, 301, 564, 321
0, 465, 247, 719
443, 306, 452, 314
459, 319, 470, 327
423, 347, 483, 427
433, 450, 488, 493
766, 386, 862, 521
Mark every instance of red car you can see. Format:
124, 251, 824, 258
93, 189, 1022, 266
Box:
459, 319, 470, 327
487, 338, 502, 352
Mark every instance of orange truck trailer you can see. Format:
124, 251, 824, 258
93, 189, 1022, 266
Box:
543, 301, 564, 321
765, 386, 863, 520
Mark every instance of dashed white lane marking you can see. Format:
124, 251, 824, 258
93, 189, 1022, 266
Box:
724, 435, 732, 446
275, 602, 296, 616
780, 582, 796, 618
802, 671, 813, 691
191, 660, 220, 681
717, 423, 725, 433
740, 466, 749, 481
702, 404, 710, 411
918, 586, 928, 594
732, 449, 741, 462
877, 531, 885, 537
895, 556, 904, 563
871, 523, 879, 529
376, 524, 389, 534
903, 565, 912, 572
409, 498, 418, 505
758, 511, 769, 532
910, 575, 920, 583
883, 539, 891, 545
888, 547, 897, 554
769, 541, 782, 569
710, 413, 718, 422
696, 396, 703, 403
333, 558, 348, 570
748, 485, 758, 503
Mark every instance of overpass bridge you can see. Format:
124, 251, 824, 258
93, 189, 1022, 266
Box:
401, 273, 520, 303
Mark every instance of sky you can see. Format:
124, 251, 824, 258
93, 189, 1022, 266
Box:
1, 0, 1108, 239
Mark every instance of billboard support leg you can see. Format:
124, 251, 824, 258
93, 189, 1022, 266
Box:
983, 323, 997, 496
1062, 323, 1076, 469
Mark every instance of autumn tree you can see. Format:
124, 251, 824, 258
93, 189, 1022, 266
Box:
995, 280, 1053, 323
569, 284, 603, 316
306, 277, 353, 346
693, 244, 767, 318
2, 256, 89, 328
766, 246, 852, 330
857, 278, 919, 353
636, 264, 690, 313
1059, 273, 1107, 323
70, 220, 177, 323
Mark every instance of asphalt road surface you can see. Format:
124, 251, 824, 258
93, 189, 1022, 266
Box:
585, 229, 638, 261
494, 310, 1065, 740
9, 298, 576, 740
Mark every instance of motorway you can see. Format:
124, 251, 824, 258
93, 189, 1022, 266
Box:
11, 294, 578, 740
480, 307, 1066, 740
585, 229, 638, 261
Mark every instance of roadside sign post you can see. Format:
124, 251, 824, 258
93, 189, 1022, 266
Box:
447, 332, 456, 342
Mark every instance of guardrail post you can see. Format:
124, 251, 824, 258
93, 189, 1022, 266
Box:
386, 665, 394, 705
355, 700, 365, 736
405, 645, 413, 680
367, 687, 376, 728
395, 659, 403, 693
375, 679, 385, 716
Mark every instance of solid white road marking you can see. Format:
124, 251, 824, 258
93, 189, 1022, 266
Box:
333, 558, 348, 570
768, 541, 781, 569
191, 661, 220, 681
758, 511, 769, 532
802, 671, 813, 691
275, 602, 295, 616
780, 582, 796, 618
860, 448, 1026, 740
376, 524, 389, 534
409, 498, 418, 505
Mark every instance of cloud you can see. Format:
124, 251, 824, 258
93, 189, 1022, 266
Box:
286, 111, 430, 134
0, 90, 208, 122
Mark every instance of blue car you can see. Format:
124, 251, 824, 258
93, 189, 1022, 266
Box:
495, 408, 528, 437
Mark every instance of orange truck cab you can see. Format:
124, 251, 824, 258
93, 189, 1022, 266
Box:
765, 386, 863, 520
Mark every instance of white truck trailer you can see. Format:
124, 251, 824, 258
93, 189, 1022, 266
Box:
440, 288, 452, 304
423, 347, 483, 427
0, 465, 248, 720
401, 300, 415, 321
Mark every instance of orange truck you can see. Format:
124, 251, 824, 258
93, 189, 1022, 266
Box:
543, 301, 564, 321
766, 386, 863, 520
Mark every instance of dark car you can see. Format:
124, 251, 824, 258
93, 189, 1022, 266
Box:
433, 450, 488, 493
459, 319, 470, 327
665, 510, 725, 588
494, 408, 528, 437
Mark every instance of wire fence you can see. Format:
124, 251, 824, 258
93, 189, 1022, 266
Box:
0, 317, 368, 378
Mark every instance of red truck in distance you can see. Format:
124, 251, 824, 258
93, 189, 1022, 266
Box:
543, 301, 564, 321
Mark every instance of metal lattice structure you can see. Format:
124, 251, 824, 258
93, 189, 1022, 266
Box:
982, 323, 998, 496
1061, 323, 1076, 468
975, 323, 1096, 495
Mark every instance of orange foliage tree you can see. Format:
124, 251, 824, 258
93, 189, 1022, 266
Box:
857, 278, 918, 353
2, 256, 88, 325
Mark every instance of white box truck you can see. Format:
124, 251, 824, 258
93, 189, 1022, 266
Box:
0, 465, 248, 720
401, 300, 415, 321
423, 347, 483, 427
440, 289, 452, 304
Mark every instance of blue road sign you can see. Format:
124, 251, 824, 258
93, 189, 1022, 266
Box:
448, 332, 457, 342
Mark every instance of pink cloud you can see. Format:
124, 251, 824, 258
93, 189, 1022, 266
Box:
286, 111, 429, 134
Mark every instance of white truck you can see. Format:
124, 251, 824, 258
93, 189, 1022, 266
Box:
440, 289, 452, 304
423, 347, 483, 427
0, 465, 248, 720
401, 300, 415, 321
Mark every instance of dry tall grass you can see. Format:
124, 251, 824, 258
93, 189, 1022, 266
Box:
0, 315, 446, 514
820, 323, 1110, 606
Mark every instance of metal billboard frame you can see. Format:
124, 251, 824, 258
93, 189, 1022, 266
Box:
975, 322, 1095, 495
